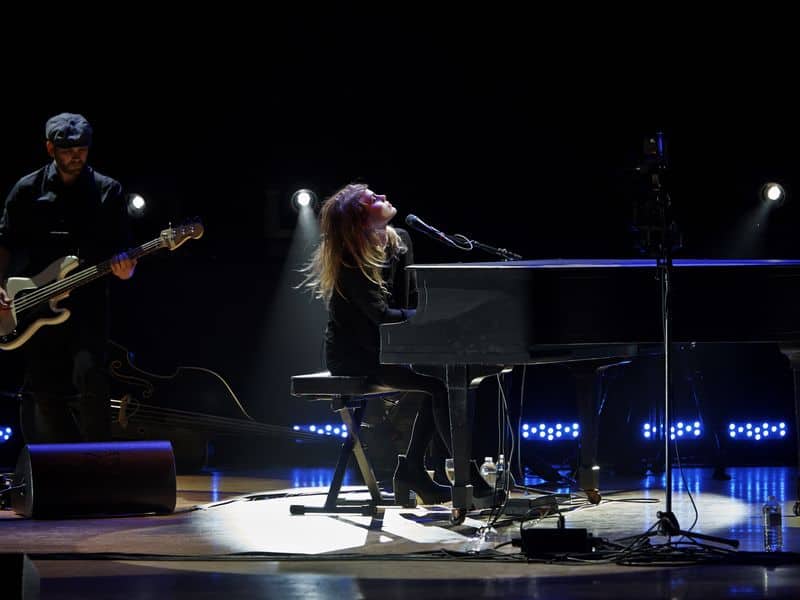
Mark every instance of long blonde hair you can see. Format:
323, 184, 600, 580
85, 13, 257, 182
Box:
302, 183, 406, 302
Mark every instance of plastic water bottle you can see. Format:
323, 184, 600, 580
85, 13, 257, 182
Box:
480, 457, 497, 487
762, 495, 783, 552
496, 454, 506, 489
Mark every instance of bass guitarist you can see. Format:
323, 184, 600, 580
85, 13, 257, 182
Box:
0, 113, 137, 443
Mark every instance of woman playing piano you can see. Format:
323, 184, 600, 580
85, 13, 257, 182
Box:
302, 182, 452, 505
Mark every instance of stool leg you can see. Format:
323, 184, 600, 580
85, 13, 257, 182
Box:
289, 390, 398, 516
321, 405, 364, 511
340, 404, 382, 504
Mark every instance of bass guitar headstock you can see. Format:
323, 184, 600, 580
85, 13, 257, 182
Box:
161, 218, 204, 251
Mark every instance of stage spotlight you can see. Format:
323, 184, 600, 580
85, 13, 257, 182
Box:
760, 182, 786, 206
291, 189, 318, 212
126, 193, 147, 217
294, 423, 348, 438
521, 421, 580, 442
727, 420, 788, 441
641, 420, 703, 441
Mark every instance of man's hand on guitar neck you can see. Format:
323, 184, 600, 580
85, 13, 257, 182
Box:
110, 252, 137, 280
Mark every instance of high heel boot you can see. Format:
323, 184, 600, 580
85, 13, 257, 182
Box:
393, 455, 451, 507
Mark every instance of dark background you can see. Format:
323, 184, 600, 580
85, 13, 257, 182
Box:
1, 8, 797, 469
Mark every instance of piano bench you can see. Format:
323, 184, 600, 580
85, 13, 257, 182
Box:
288, 371, 406, 515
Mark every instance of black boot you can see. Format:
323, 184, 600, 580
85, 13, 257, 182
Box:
393, 455, 451, 507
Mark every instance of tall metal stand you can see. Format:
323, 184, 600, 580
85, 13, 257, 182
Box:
639, 132, 737, 546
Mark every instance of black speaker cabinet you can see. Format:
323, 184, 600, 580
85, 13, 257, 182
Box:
11, 441, 176, 518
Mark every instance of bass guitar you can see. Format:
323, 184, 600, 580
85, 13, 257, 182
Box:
0, 219, 203, 350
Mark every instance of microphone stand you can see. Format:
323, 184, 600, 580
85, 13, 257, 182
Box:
639, 132, 738, 549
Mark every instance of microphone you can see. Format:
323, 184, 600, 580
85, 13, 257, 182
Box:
405, 214, 450, 241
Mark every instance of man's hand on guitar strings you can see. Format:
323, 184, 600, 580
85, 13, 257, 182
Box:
0, 287, 11, 310
110, 252, 137, 280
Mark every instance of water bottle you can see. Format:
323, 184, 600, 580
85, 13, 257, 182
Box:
496, 454, 506, 489
480, 457, 497, 487
762, 495, 783, 552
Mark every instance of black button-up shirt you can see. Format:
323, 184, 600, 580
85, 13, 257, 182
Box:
0, 162, 130, 317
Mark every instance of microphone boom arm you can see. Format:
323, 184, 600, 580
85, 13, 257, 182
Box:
451, 234, 522, 261
404, 214, 522, 260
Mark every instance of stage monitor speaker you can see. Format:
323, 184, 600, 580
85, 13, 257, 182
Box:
10, 440, 176, 518
0, 553, 39, 599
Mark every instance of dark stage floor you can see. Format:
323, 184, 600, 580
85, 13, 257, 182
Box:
1, 466, 799, 599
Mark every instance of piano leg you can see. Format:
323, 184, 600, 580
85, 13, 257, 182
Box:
571, 358, 631, 504
446, 364, 473, 523
779, 346, 800, 516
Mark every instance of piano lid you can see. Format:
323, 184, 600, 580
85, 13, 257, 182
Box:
381, 258, 800, 365
407, 258, 800, 270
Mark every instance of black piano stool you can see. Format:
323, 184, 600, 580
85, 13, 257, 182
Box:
288, 371, 405, 515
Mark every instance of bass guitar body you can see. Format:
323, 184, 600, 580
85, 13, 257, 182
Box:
1, 219, 203, 352
0, 256, 79, 351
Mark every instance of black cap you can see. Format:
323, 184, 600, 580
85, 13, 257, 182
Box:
45, 113, 93, 148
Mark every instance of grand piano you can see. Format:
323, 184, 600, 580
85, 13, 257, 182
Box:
380, 259, 800, 518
